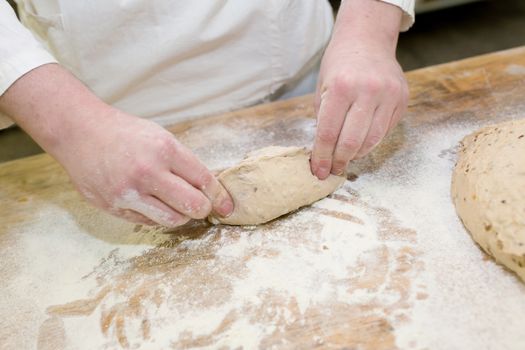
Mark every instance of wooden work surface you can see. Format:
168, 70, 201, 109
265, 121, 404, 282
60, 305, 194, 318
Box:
3, 47, 525, 349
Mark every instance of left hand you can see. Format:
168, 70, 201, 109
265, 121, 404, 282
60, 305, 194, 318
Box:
310, 0, 409, 179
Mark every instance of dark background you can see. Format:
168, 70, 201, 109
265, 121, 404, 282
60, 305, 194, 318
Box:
2, 0, 525, 162
327, 0, 525, 70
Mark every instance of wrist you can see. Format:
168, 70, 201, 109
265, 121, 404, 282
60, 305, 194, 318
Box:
332, 0, 403, 56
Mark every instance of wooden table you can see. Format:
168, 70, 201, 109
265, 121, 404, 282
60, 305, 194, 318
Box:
2, 47, 525, 350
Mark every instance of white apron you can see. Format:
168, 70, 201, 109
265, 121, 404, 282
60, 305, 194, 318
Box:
12, 0, 334, 125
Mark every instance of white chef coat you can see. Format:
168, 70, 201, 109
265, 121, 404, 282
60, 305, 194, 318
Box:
0, 0, 415, 130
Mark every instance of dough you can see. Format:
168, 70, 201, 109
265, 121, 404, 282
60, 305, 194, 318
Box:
452, 119, 525, 282
209, 146, 346, 225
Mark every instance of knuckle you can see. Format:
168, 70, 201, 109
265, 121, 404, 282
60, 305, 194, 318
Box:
362, 77, 383, 95
386, 79, 402, 95
185, 195, 212, 218
332, 75, 353, 96
196, 170, 214, 190
317, 127, 340, 144
155, 134, 178, 158
133, 160, 154, 178
364, 134, 383, 149
339, 137, 361, 152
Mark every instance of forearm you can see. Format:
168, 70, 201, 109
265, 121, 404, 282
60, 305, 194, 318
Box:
332, 0, 404, 54
0, 64, 114, 161
0, 62, 234, 225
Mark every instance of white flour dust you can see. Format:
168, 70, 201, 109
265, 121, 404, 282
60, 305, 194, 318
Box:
4, 110, 525, 349
505, 64, 525, 76
177, 117, 317, 170
113, 189, 176, 227
17, 186, 419, 349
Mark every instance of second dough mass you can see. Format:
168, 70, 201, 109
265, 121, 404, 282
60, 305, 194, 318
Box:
452, 119, 525, 283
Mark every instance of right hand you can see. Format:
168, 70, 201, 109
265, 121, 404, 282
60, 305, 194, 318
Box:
57, 111, 234, 227
0, 63, 233, 227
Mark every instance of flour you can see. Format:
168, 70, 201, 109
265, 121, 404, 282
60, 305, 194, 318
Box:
0, 205, 150, 350
410, 166, 525, 346
505, 64, 525, 76
113, 189, 176, 227
2, 181, 417, 349
4, 107, 525, 349
371, 121, 525, 350
178, 117, 317, 170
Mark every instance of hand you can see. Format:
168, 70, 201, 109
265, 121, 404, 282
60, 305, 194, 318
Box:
59, 112, 234, 227
0, 64, 233, 227
310, 0, 409, 179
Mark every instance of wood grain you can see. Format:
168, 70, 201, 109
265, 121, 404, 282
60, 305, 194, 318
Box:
2, 46, 525, 349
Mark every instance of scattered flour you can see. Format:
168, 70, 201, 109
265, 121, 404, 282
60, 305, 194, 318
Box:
113, 189, 175, 227
505, 64, 525, 76
3, 106, 525, 349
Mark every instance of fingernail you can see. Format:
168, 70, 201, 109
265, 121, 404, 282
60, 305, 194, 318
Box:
317, 166, 330, 180
216, 196, 234, 217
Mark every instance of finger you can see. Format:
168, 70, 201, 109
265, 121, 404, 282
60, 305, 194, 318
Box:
151, 172, 212, 220
116, 209, 158, 226
387, 80, 409, 133
177, 168, 233, 218
386, 106, 402, 137
331, 99, 377, 175
311, 89, 352, 180
114, 194, 189, 228
169, 142, 233, 217
76, 186, 159, 226
141, 196, 190, 227
355, 102, 396, 159
387, 99, 408, 135
314, 77, 323, 115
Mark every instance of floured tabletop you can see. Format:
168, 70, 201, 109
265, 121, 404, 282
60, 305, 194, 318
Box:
3, 47, 525, 349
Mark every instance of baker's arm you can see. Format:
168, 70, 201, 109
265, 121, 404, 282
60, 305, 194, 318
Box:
311, 0, 412, 178
0, 63, 234, 226
0, 1, 56, 129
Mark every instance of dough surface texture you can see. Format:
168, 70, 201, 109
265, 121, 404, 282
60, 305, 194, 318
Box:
209, 146, 346, 225
452, 119, 525, 282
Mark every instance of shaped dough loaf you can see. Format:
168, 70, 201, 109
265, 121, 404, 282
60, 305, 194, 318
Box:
452, 119, 525, 282
209, 146, 346, 225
